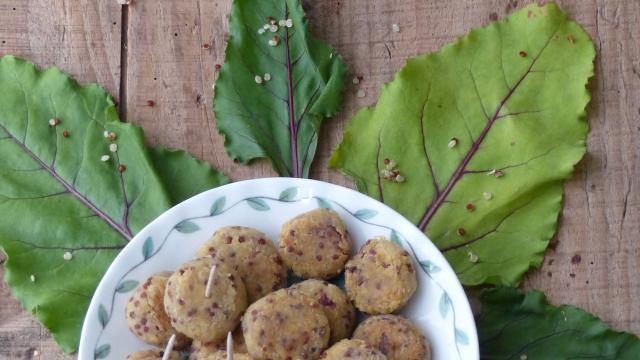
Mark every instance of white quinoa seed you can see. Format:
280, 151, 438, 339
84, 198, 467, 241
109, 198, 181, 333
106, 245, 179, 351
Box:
487, 169, 497, 176
352, 77, 360, 85
285, 19, 293, 28
109, 143, 118, 152
269, 24, 278, 32
395, 174, 406, 183
255, 75, 263, 84
103, 131, 110, 138
448, 138, 458, 148
100, 155, 110, 162
483, 191, 493, 200
30, 275, 36, 282
263, 73, 272, 81
263, 24, 270, 30
357, 89, 366, 98
258, 28, 265, 34
468, 251, 479, 263
63, 252, 73, 261
48, 118, 58, 126
278, 19, 287, 27
392, 23, 401, 33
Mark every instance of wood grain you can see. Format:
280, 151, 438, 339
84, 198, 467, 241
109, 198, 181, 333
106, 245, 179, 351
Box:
1, 0, 639, 358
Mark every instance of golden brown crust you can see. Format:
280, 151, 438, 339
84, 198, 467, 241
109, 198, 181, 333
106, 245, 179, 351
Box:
195, 226, 286, 302
345, 239, 417, 314
164, 257, 247, 342
290, 279, 356, 344
353, 315, 430, 360
125, 272, 190, 348
279, 208, 352, 279
320, 339, 388, 360
242, 288, 330, 359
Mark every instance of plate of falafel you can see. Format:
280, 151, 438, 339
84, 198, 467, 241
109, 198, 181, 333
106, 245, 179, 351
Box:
79, 178, 479, 360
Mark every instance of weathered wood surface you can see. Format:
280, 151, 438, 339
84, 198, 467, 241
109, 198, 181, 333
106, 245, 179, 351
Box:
1, 0, 639, 358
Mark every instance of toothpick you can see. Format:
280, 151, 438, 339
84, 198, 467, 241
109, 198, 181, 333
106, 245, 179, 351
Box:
227, 331, 233, 360
205, 265, 217, 298
162, 334, 176, 360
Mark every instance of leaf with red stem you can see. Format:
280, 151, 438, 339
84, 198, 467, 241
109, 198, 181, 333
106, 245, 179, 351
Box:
213, 0, 348, 178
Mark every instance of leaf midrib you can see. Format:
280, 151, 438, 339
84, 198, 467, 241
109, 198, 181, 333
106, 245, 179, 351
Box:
0, 123, 133, 241
417, 31, 557, 232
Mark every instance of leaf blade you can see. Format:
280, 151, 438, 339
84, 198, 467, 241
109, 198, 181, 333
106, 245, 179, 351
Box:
213, 0, 348, 177
329, 3, 595, 286
478, 288, 640, 359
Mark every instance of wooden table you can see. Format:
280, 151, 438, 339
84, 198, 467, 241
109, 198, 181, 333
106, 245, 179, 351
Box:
0, 0, 638, 358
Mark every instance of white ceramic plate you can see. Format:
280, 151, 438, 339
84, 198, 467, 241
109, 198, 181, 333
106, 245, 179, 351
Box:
79, 178, 479, 360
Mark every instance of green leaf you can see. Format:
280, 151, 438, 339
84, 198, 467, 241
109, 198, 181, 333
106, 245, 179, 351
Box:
477, 287, 640, 359
115, 280, 139, 293
142, 236, 154, 260
247, 197, 270, 211
0, 56, 227, 353
213, 0, 348, 177
329, 3, 595, 286
148, 147, 230, 204
210, 196, 227, 216
390, 229, 404, 246
175, 220, 200, 233
279, 187, 299, 201
94, 344, 111, 359
455, 328, 470, 346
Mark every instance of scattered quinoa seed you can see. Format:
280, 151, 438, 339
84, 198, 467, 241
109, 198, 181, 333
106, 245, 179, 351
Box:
263, 73, 272, 81
147, 100, 156, 107
285, 19, 293, 28
30, 274, 36, 282
352, 77, 360, 85
63, 252, 73, 261
269, 24, 278, 32
48, 118, 60, 126
468, 251, 479, 263
278, 19, 286, 26
263, 24, 270, 30
494, 170, 505, 178
258, 28, 265, 34
483, 192, 493, 200
63, 130, 70, 138
109, 143, 118, 152
456, 228, 466, 236
268, 35, 280, 46
357, 89, 366, 98
519, 50, 528, 57
520, 355, 528, 360
487, 169, 497, 176
103, 131, 110, 138
107, 132, 117, 141
255, 75, 263, 84
117, 164, 127, 173
466, 203, 475, 211
215, 64, 222, 70
100, 155, 110, 162
395, 175, 405, 183
392, 23, 401, 33
448, 138, 459, 148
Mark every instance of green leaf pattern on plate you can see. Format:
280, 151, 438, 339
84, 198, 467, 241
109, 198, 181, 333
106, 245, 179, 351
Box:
114, 280, 138, 294
246, 197, 270, 211
142, 237, 154, 261
210, 196, 226, 216
354, 209, 378, 220
94, 344, 110, 359
175, 220, 200, 233
97, 305, 109, 328
315, 197, 332, 209
279, 187, 299, 201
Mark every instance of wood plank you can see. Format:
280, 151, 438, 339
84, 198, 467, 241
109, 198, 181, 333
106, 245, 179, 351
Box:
0, 0, 121, 358
1, 0, 639, 358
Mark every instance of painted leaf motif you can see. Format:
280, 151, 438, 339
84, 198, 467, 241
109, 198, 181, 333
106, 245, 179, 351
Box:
279, 187, 299, 201
478, 287, 640, 359
213, 0, 348, 177
94, 344, 111, 359
329, 3, 595, 286
115, 280, 139, 293
210, 196, 226, 216
0, 56, 228, 352
419, 260, 442, 275
354, 209, 378, 220
247, 197, 270, 211
315, 196, 332, 209
142, 237, 154, 260
97, 304, 109, 328
390, 229, 404, 246
175, 220, 200, 234
455, 328, 470, 346
439, 292, 451, 318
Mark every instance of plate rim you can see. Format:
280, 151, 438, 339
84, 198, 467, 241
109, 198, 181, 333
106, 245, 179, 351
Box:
79, 177, 479, 359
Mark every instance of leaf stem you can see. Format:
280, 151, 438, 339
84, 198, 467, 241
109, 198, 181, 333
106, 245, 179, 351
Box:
417, 33, 555, 231
0, 123, 134, 241
283, 3, 301, 178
